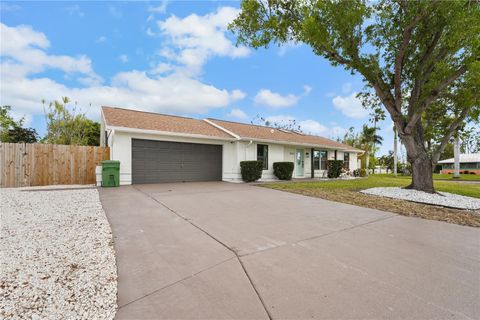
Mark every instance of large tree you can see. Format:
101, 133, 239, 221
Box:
230, 0, 480, 193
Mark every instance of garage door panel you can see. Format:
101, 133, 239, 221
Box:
132, 139, 222, 184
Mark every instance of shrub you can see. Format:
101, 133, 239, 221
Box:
327, 160, 343, 178
273, 162, 294, 180
470, 172, 476, 175
359, 168, 367, 177
240, 161, 263, 182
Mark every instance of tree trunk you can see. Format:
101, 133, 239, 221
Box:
453, 136, 460, 178
401, 122, 435, 193
393, 126, 398, 176
365, 151, 370, 175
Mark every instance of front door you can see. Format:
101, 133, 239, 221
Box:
295, 149, 304, 177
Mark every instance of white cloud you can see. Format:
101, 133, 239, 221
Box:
119, 54, 129, 63
96, 36, 107, 43
0, 22, 246, 122
157, 7, 250, 75
254, 90, 299, 108
332, 92, 369, 119
254, 86, 311, 108
0, 3, 21, 11
149, 63, 173, 75
342, 82, 352, 94
148, 1, 168, 14
298, 119, 328, 135
65, 4, 84, 17
303, 85, 312, 95
231, 89, 246, 100
277, 41, 301, 56
146, 27, 156, 37
227, 108, 248, 120
264, 115, 344, 137
0, 23, 101, 85
108, 6, 122, 18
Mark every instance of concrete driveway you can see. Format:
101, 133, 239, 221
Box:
99, 182, 480, 319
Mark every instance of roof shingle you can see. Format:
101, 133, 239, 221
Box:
207, 119, 362, 152
102, 106, 363, 152
102, 106, 233, 139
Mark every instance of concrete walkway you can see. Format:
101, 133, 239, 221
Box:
99, 182, 480, 319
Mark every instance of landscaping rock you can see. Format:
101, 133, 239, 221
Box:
361, 187, 480, 210
0, 186, 117, 319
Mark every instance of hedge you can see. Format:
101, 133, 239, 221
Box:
240, 161, 263, 182
327, 160, 344, 178
273, 162, 294, 180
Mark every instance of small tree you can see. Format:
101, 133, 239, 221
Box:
43, 97, 100, 146
0, 106, 38, 143
359, 125, 383, 173
251, 114, 302, 132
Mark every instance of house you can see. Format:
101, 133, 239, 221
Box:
438, 153, 480, 175
100, 106, 364, 185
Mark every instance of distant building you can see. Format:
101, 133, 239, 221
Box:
438, 153, 480, 175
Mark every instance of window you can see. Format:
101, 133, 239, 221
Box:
313, 150, 328, 170
257, 144, 268, 170
343, 152, 350, 169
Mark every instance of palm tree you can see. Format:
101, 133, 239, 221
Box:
360, 125, 383, 174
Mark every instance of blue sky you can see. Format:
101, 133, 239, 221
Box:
1, 1, 394, 155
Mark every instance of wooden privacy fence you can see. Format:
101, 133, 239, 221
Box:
0, 143, 110, 188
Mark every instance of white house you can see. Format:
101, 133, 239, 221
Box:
438, 153, 480, 175
100, 106, 364, 185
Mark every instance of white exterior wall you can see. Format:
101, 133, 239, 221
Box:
109, 130, 236, 185
105, 125, 362, 184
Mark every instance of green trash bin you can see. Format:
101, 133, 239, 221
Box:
102, 160, 120, 187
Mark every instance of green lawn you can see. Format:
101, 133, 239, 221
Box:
390, 173, 480, 181
433, 173, 480, 181
265, 174, 480, 199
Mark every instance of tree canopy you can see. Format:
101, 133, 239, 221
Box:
230, 0, 480, 192
43, 97, 100, 146
0, 106, 38, 143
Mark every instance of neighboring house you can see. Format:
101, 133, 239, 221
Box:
100, 106, 364, 185
438, 153, 480, 175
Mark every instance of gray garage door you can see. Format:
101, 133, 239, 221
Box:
132, 139, 222, 184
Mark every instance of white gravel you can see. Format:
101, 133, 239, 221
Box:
0, 186, 117, 319
361, 187, 480, 210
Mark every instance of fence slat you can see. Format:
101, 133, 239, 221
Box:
0, 143, 109, 188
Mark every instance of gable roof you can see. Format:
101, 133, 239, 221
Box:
102, 106, 363, 152
438, 153, 480, 164
102, 106, 233, 139
207, 118, 362, 152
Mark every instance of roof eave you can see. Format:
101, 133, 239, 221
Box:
105, 125, 237, 141
237, 137, 363, 153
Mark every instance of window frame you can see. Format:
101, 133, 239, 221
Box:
257, 144, 269, 170
313, 150, 328, 170
343, 152, 350, 170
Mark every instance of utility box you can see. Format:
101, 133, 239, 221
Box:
102, 160, 120, 187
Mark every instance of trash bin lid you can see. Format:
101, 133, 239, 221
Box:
102, 160, 120, 164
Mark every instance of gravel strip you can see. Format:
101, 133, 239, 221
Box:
361, 187, 480, 210
0, 187, 117, 319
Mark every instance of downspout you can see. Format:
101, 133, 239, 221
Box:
311, 148, 314, 178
